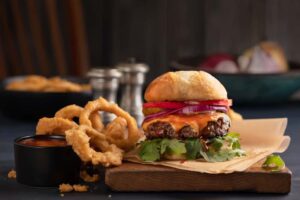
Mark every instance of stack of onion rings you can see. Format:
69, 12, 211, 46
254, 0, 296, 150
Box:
35, 97, 141, 167
6, 75, 49, 92
55, 105, 104, 132
79, 97, 141, 151
65, 125, 123, 167
6, 75, 91, 92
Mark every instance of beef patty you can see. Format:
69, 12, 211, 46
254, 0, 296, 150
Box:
145, 117, 230, 139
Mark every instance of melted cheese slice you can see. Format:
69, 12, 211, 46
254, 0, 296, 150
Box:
142, 112, 229, 132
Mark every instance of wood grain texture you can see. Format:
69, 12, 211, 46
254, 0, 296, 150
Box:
110, 0, 168, 82
27, 0, 50, 75
204, 0, 265, 54
45, 0, 67, 75
82, 0, 105, 66
65, 0, 89, 75
10, 0, 34, 74
2, 0, 300, 78
265, 0, 300, 62
105, 162, 291, 193
0, 30, 7, 78
0, 0, 22, 75
166, 0, 205, 63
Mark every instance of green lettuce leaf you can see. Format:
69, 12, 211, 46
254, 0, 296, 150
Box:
138, 132, 245, 162
262, 154, 285, 172
167, 139, 186, 155
139, 139, 161, 161
202, 132, 245, 162
200, 148, 245, 162
139, 138, 187, 161
185, 138, 201, 160
224, 132, 241, 149
160, 139, 170, 154
209, 137, 223, 151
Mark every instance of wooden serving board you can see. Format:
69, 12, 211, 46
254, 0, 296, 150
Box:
105, 162, 291, 193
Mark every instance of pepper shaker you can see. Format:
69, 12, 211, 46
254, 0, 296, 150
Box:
117, 59, 149, 126
87, 68, 122, 123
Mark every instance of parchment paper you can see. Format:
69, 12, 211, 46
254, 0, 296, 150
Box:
125, 118, 290, 174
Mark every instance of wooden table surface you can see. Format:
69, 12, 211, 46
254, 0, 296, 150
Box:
0, 104, 299, 199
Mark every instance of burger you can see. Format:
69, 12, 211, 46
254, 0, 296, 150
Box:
138, 71, 245, 162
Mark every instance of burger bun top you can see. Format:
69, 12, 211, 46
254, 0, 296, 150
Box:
145, 71, 227, 102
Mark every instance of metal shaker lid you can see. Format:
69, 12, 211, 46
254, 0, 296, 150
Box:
116, 58, 149, 73
87, 68, 122, 78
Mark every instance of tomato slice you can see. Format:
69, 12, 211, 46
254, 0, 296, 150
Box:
143, 101, 186, 109
143, 99, 232, 109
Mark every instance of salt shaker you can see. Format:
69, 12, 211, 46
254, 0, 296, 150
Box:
87, 68, 122, 123
117, 59, 149, 126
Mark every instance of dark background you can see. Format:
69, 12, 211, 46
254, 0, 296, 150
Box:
1, 0, 300, 82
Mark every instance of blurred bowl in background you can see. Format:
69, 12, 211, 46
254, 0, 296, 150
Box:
0, 76, 93, 120
171, 56, 300, 104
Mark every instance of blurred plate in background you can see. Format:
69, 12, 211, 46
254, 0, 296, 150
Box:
171, 56, 300, 104
0, 76, 93, 120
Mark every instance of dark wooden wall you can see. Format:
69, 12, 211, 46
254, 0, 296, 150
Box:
1, 0, 300, 82
83, 0, 300, 82
0, 0, 89, 76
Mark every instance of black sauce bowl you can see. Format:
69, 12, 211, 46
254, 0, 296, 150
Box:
14, 135, 81, 187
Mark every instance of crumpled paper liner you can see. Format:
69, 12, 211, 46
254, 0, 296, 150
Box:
125, 118, 290, 174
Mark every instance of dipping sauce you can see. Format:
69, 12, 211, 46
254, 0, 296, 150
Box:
18, 138, 68, 147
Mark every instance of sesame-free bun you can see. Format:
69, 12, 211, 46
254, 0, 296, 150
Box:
145, 71, 227, 102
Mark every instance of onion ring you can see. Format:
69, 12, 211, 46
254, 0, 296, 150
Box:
104, 117, 130, 148
55, 105, 83, 120
6, 75, 49, 91
36, 117, 78, 135
79, 97, 140, 150
89, 111, 104, 132
55, 105, 104, 132
6, 75, 91, 92
65, 125, 123, 167
44, 77, 82, 92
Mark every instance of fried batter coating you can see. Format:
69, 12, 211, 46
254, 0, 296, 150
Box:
6, 75, 91, 92
55, 105, 84, 120
65, 125, 123, 167
59, 183, 73, 193
6, 75, 48, 91
80, 170, 100, 183
36, 117, 78, 135
44, 77, 82, 92
104, 117, 132, 147
7, 169, 16, 179
59, 183, 89, 193
80, 97, 141, 151
35, 97, 141, 167
55, 105, 104, 132
73, 184, 89, 192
